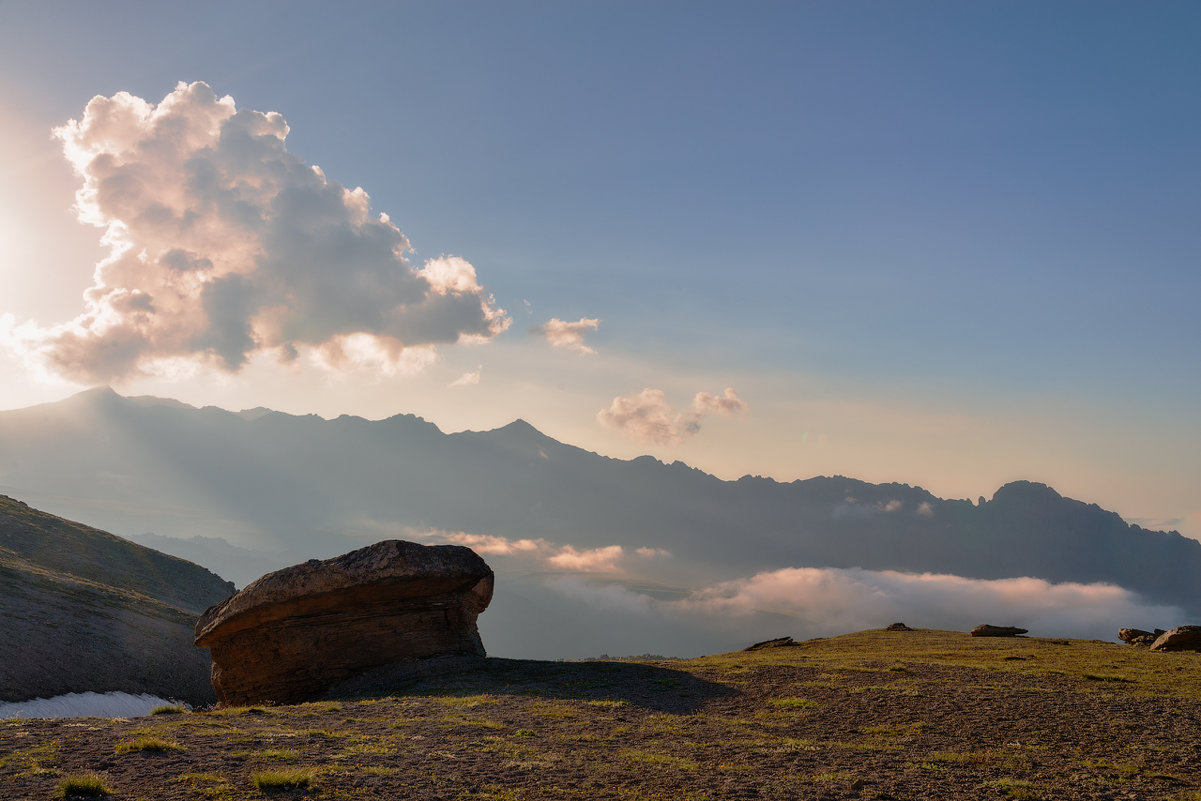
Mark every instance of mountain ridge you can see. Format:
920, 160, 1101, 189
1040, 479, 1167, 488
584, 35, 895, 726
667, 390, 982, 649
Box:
0, 389, 1196, 626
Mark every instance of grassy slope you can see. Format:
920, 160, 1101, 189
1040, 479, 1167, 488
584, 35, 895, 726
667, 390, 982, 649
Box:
0, 495, 236, 704
3, 629, 1200, 800
0, 494, 233, 614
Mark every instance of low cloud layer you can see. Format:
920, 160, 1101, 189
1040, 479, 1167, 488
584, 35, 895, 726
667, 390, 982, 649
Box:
677, 567, 1179, 636
518, 566, 1183, 658
4, 82, 509, 383
597, 387, 747, 445
533, 317, 599, 354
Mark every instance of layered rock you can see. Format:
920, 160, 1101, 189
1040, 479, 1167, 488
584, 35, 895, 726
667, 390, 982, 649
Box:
1150, 626, 1201, 652
1118, 627, 1165, 647
970, 624, 1028, 637
194, 540, 493, 705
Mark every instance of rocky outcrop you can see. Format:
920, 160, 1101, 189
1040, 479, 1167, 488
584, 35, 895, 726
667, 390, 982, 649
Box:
970, 624, 1028, 638
744, 636, 798, 651
194, 540, 493, 705
886, 622, 913, 632
1150, 626, 1201, 652
1118, 628, 1165, 647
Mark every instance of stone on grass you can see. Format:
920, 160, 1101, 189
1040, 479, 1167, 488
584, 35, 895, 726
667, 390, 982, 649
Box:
194, 540, 493, 705
1150, 626, 1201, 652
885, 622, 913, 632
1118, 628, 1164, 647
970, 624, 1028, 638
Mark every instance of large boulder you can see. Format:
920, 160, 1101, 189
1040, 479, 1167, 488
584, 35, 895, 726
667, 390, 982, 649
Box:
194, 540, 493, 705
1150, 626, 1201, 652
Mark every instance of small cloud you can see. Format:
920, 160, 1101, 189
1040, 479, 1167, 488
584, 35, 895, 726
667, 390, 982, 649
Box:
597, 388, 698, 446
450, 365, 482, 387
916, 501, 934, 518
883, 500, 904, 513
636, 547, 671, 558
533, 317, 600, 354
597, 386, 747, 446
436, 531, 547, 556
691, 387, 747, 416
548, 545, 624, 572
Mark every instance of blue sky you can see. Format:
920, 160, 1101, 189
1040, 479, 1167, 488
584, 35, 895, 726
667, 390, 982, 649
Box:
1, 1, 1198, 537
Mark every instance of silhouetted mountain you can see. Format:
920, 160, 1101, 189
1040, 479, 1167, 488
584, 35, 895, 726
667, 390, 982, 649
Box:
0, 493, 234, 703
0, 388, 1197, 619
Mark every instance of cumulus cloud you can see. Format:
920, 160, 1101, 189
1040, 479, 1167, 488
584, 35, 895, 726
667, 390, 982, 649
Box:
597, 387, 747, 445
692, 387, 748, 416
534, 317, 599, 354
450, 365, 482, 387
548, 545, 625, 572
3, 82, 509, 383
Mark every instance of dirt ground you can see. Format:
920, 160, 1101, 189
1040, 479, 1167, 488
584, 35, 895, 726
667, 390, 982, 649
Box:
2, 629, 1200, 800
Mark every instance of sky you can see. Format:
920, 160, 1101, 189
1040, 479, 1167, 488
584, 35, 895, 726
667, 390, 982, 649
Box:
1, 1, 1199, 541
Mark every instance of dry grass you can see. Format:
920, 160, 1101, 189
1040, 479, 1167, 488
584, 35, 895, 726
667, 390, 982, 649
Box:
1, 629, 1199, 800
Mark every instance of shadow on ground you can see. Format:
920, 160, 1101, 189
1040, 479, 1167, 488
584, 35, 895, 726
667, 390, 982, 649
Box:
332, 656, 739, 715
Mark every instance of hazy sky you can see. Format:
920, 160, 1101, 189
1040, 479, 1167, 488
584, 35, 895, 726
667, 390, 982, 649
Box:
1, 1, 1198, 539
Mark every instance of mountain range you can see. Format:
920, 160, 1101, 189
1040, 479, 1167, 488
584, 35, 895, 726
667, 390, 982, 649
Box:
0, 387, 1195, 657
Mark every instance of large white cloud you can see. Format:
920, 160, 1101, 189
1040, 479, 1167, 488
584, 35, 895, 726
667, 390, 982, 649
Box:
597, 386, 747, 445
4, 82, 509, 383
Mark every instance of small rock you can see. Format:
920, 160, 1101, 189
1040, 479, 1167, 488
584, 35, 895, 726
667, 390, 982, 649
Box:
744, 636, 797, 651
885, 622, 913, 632
970, 624, 1028, 638
1118, 628, 1163, 647
1150, 625, 1201, 652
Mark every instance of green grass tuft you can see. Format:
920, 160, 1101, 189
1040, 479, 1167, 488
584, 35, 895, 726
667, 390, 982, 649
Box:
114, 736, 186, 754
987, 778, 1040, 799
252, 767, 316, 792
151, 704, 187, 715
1082, 673, 1136, 683
57, 773, 112, 798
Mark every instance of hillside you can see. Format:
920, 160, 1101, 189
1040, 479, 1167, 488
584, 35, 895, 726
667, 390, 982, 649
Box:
0, 495, 234, 704
0, 388, 1196, 615
2, 629, 1200, 799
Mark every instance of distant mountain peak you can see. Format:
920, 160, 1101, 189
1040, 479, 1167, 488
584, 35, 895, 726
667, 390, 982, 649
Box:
498, 418, 539, 434
991, 480, 1063, 504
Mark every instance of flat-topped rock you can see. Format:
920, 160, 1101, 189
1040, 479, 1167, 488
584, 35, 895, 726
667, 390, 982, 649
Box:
970, 624, 1028, 638
194, 540, 493, 705
1150, 626, 1201, 652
